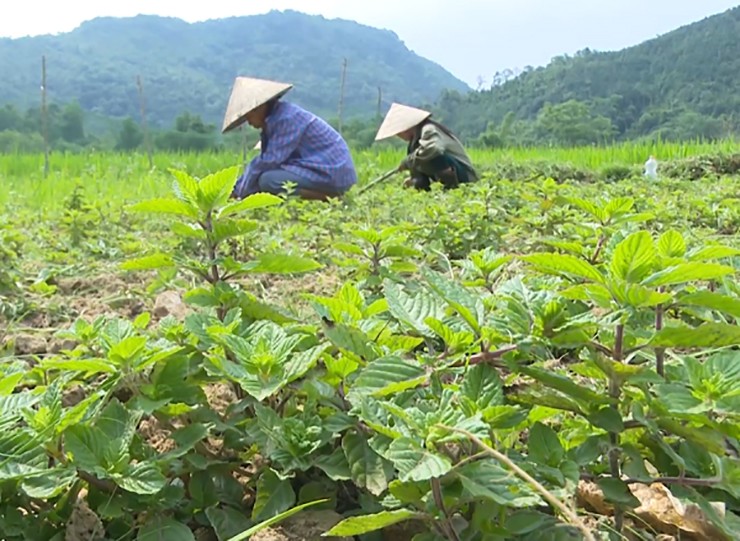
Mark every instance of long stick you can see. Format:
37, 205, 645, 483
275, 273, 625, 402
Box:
439, 425, 597, 541
41, 55, 49, 178
357, 166, 401, 194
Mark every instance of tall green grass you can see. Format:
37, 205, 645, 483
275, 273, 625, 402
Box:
0, 139, 737, 210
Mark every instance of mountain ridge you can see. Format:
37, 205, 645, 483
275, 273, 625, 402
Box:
0, 10, 469, 128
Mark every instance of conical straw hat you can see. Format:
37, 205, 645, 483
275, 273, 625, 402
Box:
222, 77, 293, 133
375, 103, 432, 141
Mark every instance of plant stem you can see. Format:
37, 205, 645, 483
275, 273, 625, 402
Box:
655, 296, 665, 377
608, 323, 624, 533
590, 233, 607, 264
431, 478, 461, 541
438, 425, 597, 541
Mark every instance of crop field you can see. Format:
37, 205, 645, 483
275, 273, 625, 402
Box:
1, 140, 740, 541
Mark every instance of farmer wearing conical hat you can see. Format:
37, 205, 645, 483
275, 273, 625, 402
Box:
375, 103, 477, 191
223, 77, 357, 200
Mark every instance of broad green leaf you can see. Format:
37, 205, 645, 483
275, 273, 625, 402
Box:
612, 281, 672, 308
334, 242, 365, 256
383, 280, 445, 336
506, 510, 551, 535
424, 268, 485, 333
654, 384, 704, 413
596, 478, 640, 507
323, 322, 380, 361
651, 323, 740, 348
43, 359, 113, 376
162, 423, 209, 459
252, 469, 296, 522
561, 283, 614, 309
461, 364, 504, 406
243, 253, 321, 274
603, 196, 635, 219
314, 448, 352, 481
349, 356, 426, 399
528, 422, 564, 466
342, 431, 388, 496
609, 231, 655, 283
323, 509, 419, 536
518, 365, 611, 407
227, 499, 329, 541
65, 425, 107, 471
679, 291, 740, 319
129, 198, 198, 219
457, 460, 542, 507
688, 245, 740, 261
385, 437, 452, 482
381, 244, 421, 259
21, 467, 76, 498
588, 406, 624, 433
353, 228, 382, 244
219, 192, 282, 217
121, 253, 176, 271
206, 507, 252, 541
564, 197, 606, 223
389, 479, 430, 504
172, 222, 207, 239
541, 240, 585, 256
97, 398, 135, 443
0, 373, 23, 396
657, 230, 686, 258
643, 262, 735, 287
212, 218, 258, 244
520, 253, 604, 284
115, 462, 166, 495
170, 169, 200, 204
196, 166, 241, 211
137, 516, 196, 541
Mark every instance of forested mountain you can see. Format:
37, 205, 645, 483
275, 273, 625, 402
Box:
0, 10, 468, 128
432, 6, 740, 145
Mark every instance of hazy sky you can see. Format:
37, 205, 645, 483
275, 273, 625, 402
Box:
1, 1, 738, 87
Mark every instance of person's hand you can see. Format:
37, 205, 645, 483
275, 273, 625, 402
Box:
397, 161, 408, 172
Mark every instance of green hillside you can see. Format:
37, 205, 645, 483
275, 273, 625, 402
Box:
0, 10, 468, 129
433, 6, 740, 144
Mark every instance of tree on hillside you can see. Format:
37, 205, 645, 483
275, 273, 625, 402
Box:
536, 100, 616, 146
59, 103, 86, 144
156, 112, 217, 151
116, 118, 144, 150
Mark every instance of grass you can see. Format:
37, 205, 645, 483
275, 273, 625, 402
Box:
1, 138, 737, 210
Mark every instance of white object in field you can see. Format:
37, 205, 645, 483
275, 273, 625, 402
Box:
644, 155, 658, 179
254, 140, 262, 151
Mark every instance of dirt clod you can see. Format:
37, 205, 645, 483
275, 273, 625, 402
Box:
13, 334, 48, 355
250, 510, 351, 541
138, 416, 176, 453
62, 385, 87, 408
153, 290, 189, 320
205, 383, 238, 418
65, 497, 104, 541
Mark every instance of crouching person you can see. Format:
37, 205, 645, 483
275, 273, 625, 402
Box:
375, 103, 478, 191
222, 77, 357, 200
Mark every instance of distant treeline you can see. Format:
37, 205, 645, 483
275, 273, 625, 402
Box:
0, 98, 736, 155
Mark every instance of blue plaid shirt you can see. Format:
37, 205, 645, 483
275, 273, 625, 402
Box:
233, 101, 357, 197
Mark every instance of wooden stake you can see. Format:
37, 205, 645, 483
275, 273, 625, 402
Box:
136, 75, 154, 169
337, 58, 348, 135
41, 55, 49, 178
